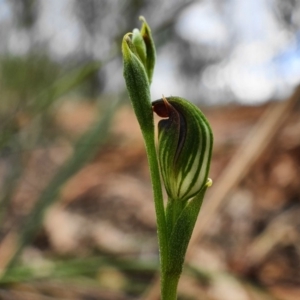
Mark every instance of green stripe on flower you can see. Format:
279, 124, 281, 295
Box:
153, 96, 213, 201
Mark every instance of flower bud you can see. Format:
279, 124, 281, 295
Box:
122, 33, 153, 134
123, 16, 156, 84
153, 97, 213, 201
121, 17, 156, 134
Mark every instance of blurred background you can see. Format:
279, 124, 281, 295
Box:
0, 0, 299, 299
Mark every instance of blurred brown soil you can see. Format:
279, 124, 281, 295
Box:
1, 96, 300, 299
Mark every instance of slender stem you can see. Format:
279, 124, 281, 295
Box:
142, 130, 169, 281
143, 134, 188, 299
162, 198, 186, 299
161, 271, 180, 300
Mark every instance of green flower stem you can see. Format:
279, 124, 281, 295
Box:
142, 129, 169, 278
143, 129, 176, 299
163, 198, 191, 300
161, 271, 180, 300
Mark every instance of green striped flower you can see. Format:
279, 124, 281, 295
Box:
153, 96, 213, 201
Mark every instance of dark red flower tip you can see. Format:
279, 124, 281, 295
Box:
152, 97, 174, 118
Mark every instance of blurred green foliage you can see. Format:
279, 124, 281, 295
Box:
0, 50, 117, 284
0, 55, 59, 147
0, 55, 60, 106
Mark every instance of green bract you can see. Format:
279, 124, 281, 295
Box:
153, 96, 213, 201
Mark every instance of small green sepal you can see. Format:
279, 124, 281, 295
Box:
132, 28, 147, 67
139, 16, 156, 84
